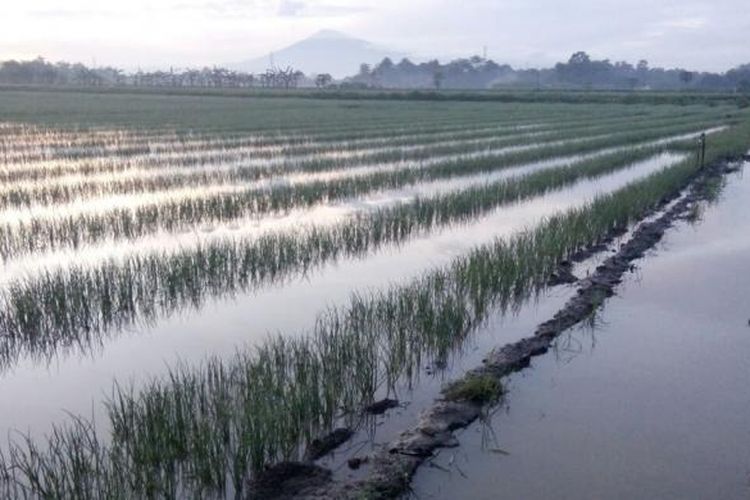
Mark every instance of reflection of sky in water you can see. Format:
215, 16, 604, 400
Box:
413, 161, 750, 500
0, 151, 686, 284
0, 152, 686, 440
0, 125, 546, 183
0, 126, 719, 230
0, 122, 543, 165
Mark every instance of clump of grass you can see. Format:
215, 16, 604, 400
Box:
442, 374, 503, 404
697, 175, 726, 203
685, 202, 704, 223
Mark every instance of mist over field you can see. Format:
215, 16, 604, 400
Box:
3, 0, 749, 71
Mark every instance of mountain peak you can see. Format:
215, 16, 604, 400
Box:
307, 29, 354, 41
228, 31, 407, 78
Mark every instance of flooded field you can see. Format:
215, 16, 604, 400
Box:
0, 90, 749, 498
413, 162, 750, 500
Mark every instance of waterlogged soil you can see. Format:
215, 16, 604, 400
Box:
412, 162, 750, 500
0, 153, 681, 441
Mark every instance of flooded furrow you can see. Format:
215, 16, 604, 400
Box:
0, 151, 685, 441
0, 150, 685, 284
411, 162, 750, 500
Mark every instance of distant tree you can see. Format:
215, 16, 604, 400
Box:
260, 66, 302, 88
614, 60, 634, 72
555, 51, 592, 85
259, 71, 272, 87
291, 70, 305, 88
469, 55, 484, 65
679, 70, 694, 87
315, 73, 333, 88
397, 58, 416, 71
529, 68, 541, 90
726, 63, 750, 92
568, 51, 591, 65
358, 63, 371, 76
377, 57, 394, 71
432, 70, 444, 90
635, 59, 650, 87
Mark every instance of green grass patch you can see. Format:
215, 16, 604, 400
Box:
442, 374, 504, 404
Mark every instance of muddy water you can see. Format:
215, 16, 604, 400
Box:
0, 154, 684, 441
413, 163, 750, 500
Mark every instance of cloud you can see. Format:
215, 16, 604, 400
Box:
659, 17, 707, 29
30, 8, 108, 19
2, 0, 748, 72
278, 0, 306, 16
277, 0, 370, 18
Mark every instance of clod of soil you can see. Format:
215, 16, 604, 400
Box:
548, 260, 578, 286
304, 427, 354, 461
569, 242, 606, 262
364, 398, 399, 415
347, 456, 368, 470
246, 461, 332, 499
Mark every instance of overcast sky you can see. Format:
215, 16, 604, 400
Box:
1, 0, 748, 72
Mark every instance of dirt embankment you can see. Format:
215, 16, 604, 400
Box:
247, 156, 744, 500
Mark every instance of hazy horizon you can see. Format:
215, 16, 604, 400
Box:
2, 0, 749, 73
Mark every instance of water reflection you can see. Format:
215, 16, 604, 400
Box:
412, 163, 749, 500
0, 152, 681, 374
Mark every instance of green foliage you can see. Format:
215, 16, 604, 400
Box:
442, 374, 503, 403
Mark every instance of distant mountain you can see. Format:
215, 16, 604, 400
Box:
228, 30, 407, 78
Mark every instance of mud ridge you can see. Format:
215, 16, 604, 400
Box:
249, 157, 743, 499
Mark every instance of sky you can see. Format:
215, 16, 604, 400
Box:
1, 0, 748, 72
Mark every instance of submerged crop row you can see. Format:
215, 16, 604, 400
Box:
0, 108, 570, 166
0, 100, 686, 162
0, 116, 707, 211
0, 107, 726, 187
0, 113, 563, 167
0, 110, 687, 186
2, 120, 747, 499
0, 143, 685, 370
0, 116, 727, 260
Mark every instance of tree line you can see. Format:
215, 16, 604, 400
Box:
0, 58, 334, 90
348, 52, 750, 92
1, 53, 749, 92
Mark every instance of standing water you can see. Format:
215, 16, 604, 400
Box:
413, 162, 750, 499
